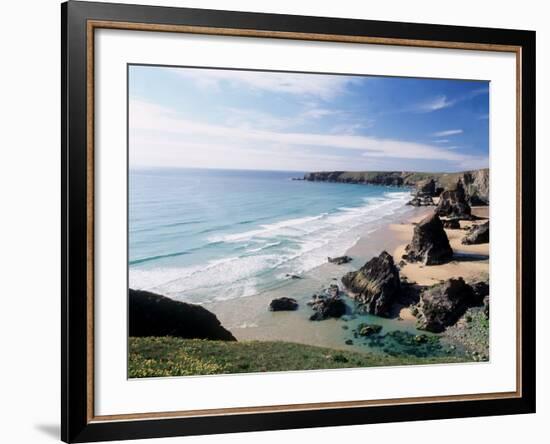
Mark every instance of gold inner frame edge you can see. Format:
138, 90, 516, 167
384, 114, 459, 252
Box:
85, 19, 523, 423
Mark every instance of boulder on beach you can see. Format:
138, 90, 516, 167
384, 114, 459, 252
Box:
129, 289, 236, 341
406, 195, 435, 207
470, 280, 489, 304
357, 323, 383, 336
285, 273, 302, 279
442, 218, 461, 229
269, 297, 299, 311
328, 255, 352, 265
309, 295, 347, 321
341, 251, 401, 317
414, 278, 479, 332
402, 213, 453, 265
436, 180, 472, 219
462, 221, 489, 245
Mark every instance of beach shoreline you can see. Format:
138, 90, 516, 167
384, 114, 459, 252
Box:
203, 205, 434, 353
204, 201, 489, 357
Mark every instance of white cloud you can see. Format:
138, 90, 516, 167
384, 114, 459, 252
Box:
222, 107, 295, 130
302, 107, 339, 119
434, 139, 449, 143
129, 99, 485, 170
329, 122, 372, 136
416, 95, 454, 112
171, 68, 361, 100
431, 129, 463, 137
408, 86, 489, 114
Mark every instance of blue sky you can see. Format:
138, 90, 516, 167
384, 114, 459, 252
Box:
129, 65, 489, 172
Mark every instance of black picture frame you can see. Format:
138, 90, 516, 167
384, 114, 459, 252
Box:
62, 1, 536, 442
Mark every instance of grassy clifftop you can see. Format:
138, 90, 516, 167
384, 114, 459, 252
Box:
129, 337, 466, 378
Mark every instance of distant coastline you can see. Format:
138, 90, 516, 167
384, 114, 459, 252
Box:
298, 169, 489, 205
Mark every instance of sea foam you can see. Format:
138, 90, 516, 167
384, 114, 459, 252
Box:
129, 188, 412, 303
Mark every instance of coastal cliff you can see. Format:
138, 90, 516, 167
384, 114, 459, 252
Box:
302, 169, 489, 204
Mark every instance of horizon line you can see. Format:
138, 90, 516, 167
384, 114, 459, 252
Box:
129, 165, 488, 174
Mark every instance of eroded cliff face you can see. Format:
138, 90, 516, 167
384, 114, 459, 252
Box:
303, 169, 489, 205
462, 169, 489, 204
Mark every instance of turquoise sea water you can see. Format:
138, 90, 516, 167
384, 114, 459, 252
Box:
129, 168, 412, 304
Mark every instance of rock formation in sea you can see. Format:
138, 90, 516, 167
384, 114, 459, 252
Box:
402, 213, 453, 265
269, 297, 299, 311
414, 278, 478, 333
436, 180, 472, 219
341, 251, 401, 317
462, 221, 489, 245
129, 289, 236, 341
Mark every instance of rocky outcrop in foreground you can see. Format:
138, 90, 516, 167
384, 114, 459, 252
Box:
269, 297, 298, 311
308, 294, 347, 321
342, 251, 401, 317
403, 213, 453, 265
436, 180, 472, 219
461, 169, 489, 205
129, 289, 236, 341
414, 278, 486, 333
302, 169, 489, 205
462, 222, 489, 245
308, 284, 347, 320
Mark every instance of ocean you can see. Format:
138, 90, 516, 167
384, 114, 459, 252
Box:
129, 168, 413, 304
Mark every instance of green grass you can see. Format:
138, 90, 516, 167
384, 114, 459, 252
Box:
129, 336, 467, 378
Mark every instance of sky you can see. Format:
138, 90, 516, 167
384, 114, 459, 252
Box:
129, 64, 489, 173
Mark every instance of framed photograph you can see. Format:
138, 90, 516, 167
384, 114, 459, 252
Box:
61, 1, 536, 442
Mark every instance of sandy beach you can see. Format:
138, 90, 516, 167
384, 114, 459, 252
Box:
393, 206, 489, 286
204, 206, 435, 352
204, 201, 489, 355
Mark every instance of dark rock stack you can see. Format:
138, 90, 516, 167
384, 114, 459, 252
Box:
462, 222, 489, 245
341, 251, 401, 317
407, 179, 437, 206
470, 280, 490, 304
436, 180, 472, 219
416, 179, 436, 196
129, 289, 236, 341
462, 169, 489, 205
402, 213, 453, 265
308, 284, 347, 321
415, 278, 479, 333
309, 297, 346, 321
269, 297, 298, 311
